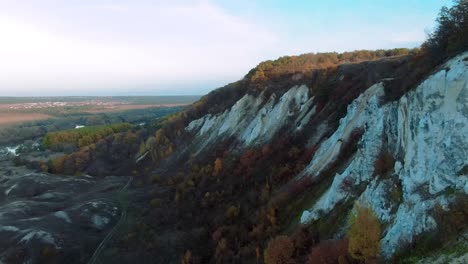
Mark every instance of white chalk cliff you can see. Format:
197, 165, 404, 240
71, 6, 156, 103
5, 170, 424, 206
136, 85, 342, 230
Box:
186, 85, 312, 148
185, 52, 468, 258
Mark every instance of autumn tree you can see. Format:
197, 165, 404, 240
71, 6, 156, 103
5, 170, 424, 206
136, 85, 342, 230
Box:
308, 238, 349, 264
145, 129, 174, 163
264, 235, 295, 264
50, 155, 66, 173
347, 205, 381, 262
74, 149, 90, 172
213, 158, 223, 176
137, 141, 146, 157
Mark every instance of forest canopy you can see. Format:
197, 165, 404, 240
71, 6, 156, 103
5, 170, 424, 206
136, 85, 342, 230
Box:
42, 123, 132, 151
246, 48, 416, 83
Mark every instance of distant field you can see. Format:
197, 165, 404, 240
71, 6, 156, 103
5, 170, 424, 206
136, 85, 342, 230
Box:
83, 104, 185, 113
0, 102, 190, 113
0, 95, 200, 105
0, 95, 200, 126
0, 113, 52, 126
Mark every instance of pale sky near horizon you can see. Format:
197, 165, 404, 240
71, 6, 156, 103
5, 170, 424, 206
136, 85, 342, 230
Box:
0, 0, 453, 96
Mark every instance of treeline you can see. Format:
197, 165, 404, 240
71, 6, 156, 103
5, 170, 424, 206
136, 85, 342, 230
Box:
246, 0, 468, 99
423, 0, 468, 64
247, 48, 417, 83
42, 123, 132, 151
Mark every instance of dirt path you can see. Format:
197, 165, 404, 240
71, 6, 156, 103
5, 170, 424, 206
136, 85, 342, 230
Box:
88, 177, 133, 264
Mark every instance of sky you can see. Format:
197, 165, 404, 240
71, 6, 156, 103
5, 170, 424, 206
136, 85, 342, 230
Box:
0, 0, 453, 96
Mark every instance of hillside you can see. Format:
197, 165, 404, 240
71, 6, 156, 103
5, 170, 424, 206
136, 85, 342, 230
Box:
114, 50, 466, 264
1, 1, 467, 263
102, 3, 468, 262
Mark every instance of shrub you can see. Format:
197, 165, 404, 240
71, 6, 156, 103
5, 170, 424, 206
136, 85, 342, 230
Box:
373, 150, 395, 177
347, 205, 381, 261
264, 235, 295, 264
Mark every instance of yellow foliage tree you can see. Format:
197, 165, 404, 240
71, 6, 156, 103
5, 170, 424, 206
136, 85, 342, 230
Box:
347, 205, 381, 262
